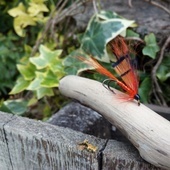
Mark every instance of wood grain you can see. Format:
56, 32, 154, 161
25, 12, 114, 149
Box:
3, 114, 104, 170
0, 112, 14, 170
59, 75, 170, 169
0, 110, 164, 169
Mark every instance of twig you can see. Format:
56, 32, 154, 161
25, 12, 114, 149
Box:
30, 3, 57, 56
128, 0, 133, 7
130, 0, 170, 14
145, 104, 170, 115
144, 0, 170, 15
151, 36, 170, 106
92, 0, 98, 14
125, 37, 145, 43
59, 75, 170, 169
50, 0, 88, 45
31, 0, 90, 56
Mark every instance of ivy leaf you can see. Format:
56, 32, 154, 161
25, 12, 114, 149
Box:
80, 11, 134, 62
15, 14, 36, 37
26, 71, 55, 99
28, 1, 49, 17
157, 55, 170, 82
63, 49, 92, 75
8, 3, 36, 37
17, 62, 36, 80
142, 33, 160, 59
10, 77, 30, 94
30, 45, 62, 69
138, 77, 152, 103
8, 3, 26, 17
126, 29, 139, 37
1, 99, 28, 115
97, 10, 122, 20
36, 87, 54, 99
41, 69, 60, 87
26, 71, 44, 90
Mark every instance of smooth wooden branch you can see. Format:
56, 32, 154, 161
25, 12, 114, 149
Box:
59, 75, 170, 169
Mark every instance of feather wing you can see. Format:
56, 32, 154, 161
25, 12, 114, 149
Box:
109, 36, 139, 94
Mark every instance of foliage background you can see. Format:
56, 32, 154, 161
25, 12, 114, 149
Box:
0, 0, 169, 119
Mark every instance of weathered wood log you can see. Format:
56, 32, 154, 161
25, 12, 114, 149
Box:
0, 111, 162, 169
0, 111, 105, 170
59, 75, 170, 169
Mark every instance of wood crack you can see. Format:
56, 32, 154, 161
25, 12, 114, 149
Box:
97, 139, 109, 170
2, 115, 18, 170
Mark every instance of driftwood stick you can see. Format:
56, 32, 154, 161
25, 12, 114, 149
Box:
59, 75, 170, 169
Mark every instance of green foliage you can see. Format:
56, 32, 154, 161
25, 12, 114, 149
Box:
126, 29, 139, 37
10, 45, 65, 99
8, 0, 49, 37
80, 11, 134, 62
142, 33, 160, 59
0, 0, 51, 97
0, 99, 28, 115
156, 55, 170, 82
63, 10, 167, 105
0, 0, 169, 117
64, 10, 135, 75
138, 76, 152, 103
0, 31, 22, 95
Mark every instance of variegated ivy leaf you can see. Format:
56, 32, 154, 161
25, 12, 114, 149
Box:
36, 87, 54, 100
17, 62, 36, 81
80, 10, 135, 62
30, 45, 62, 70
9, 77, 30, 94
8, 3, 26, 17
8, 3, 36, 37
63, 49, 92, 75
28, 1, 49, 17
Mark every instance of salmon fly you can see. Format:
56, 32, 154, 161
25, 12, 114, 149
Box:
79, 36, 140, 105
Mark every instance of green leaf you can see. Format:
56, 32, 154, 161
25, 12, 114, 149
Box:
10, 77, 30, 94
30, 45, 62, 69
63, 49, 92, 75
26, 71, 44, 90
157, 55, 170, 82
138, 77, 152, 103
27, 96, 38, 106
1, 99, 28, 115
97, 10, 122, 20
17, 62, 36, 80
36, 87, 54, 99
41, 69, 60, 87
14, 14, 36, 37
28, 1, 49, 17
8, 3, 26, 17
80, 11, 134, 62
126, 29, 139, 37
142, 33, 160, 59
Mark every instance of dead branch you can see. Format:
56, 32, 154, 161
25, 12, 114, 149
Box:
151, 36, 170, 106
144, 0, 170, 15
59, 75, 170, 169
31, 0, 89, 56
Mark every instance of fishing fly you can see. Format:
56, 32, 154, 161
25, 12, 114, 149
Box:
79, 36, 140, 106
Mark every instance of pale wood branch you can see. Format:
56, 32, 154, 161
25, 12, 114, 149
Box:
59, 75, 170, 169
